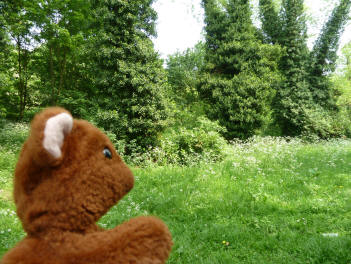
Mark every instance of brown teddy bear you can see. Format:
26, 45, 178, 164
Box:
1, 107, 172, 264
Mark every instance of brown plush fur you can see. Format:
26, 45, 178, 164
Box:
1, 107, 172, 264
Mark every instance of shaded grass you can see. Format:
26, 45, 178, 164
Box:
0, 122, 28, 256
0, 122, 350, 263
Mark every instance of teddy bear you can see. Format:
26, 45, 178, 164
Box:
1, 107, 172, 264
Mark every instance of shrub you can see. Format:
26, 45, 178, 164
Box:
300, 106, 347, 139
159, 116, 228, 165
109, 116, 229, 167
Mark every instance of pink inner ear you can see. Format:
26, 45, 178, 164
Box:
43, 113, 73, 159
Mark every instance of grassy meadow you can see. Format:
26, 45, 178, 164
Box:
0, 122, 351, 263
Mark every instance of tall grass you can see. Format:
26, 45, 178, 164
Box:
0, 122, 350, 263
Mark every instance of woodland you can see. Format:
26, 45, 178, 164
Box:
0, 0, 351, 165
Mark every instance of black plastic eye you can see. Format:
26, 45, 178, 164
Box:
103, 147, 112, 159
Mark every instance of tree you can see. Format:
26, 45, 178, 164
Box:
332, 42, 351, 106
0, 0, 7, 49
1, 0, 34, 119
259, 0, 281, 44
200, 0, 281, 139
0, 1, 14, 118
341, 42, 351, 81
259, 0, 351, 137
166, 42, 205, 105
308, 0, 351, 109
91, 0, 169, 150
29, 0, 93, 108
272, 0, 313, 135
0, 0, 96, 118
0, 37, 16, 119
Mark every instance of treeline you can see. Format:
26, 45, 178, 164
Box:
170, 0, 351, 140
0, 0, 169, 152
199, 0, 351, 139
0, 0, 351, 164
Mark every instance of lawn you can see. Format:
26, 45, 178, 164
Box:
0, 122, 350, 263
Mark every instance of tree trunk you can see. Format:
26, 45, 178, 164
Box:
23, 49, 29, 116
49, 44, 56, 105
17, 38, 24, 120
58, 49, 67, 98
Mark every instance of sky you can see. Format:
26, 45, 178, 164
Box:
151, 0, 204, 59
152, 0, 351, 60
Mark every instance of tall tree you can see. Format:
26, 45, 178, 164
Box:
166, 42, 205, 106
91, 0, 169, 149
0, 0, 7, 49
259, 0, 281, 44
273, 0, 313, 135
0, 3, 16, 118
260, 0, 351, 137
308, 0, 351, 109
332, 42, 351, 106
200, 0, 281, 139
1, 0, 34, 119
341, 42, 351, 81
30, 0, 93, 107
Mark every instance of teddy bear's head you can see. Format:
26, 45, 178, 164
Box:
14, 107, 134, 235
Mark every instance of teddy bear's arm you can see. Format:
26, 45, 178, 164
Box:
63, 216, 172, 264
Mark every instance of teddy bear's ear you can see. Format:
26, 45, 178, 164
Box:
43, 112, 73, 159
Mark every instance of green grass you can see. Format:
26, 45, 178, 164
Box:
1, 123, 351, 263
0, 122, 28, 256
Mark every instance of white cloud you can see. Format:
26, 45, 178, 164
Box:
152, 0, 204, 59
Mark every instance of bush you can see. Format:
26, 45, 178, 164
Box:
94, 95, 169, 153
300, 106, 347, 139
159, 116, 228, 165
105, 115, 229, 167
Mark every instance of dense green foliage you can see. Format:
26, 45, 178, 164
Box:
258, 0, 281, 44
166, 42, 205, 106
157, 115, 228, 165
0, 0, 350, 161
334, 42, 351, 100
164, 42, 230, 165
274, 0, 311, 136
0, 0, 95, 118
1, 123, 351, 262
90, 0, 169, 150
259, 0, 351, 138
200, 0, 281, 139
331, 42, 351, 132
0, 0, 170, 150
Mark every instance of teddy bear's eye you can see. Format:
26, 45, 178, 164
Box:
103, 147, 112, 159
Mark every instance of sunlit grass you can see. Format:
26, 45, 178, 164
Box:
0, 122, 350, 263
102, 138, 351, 263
